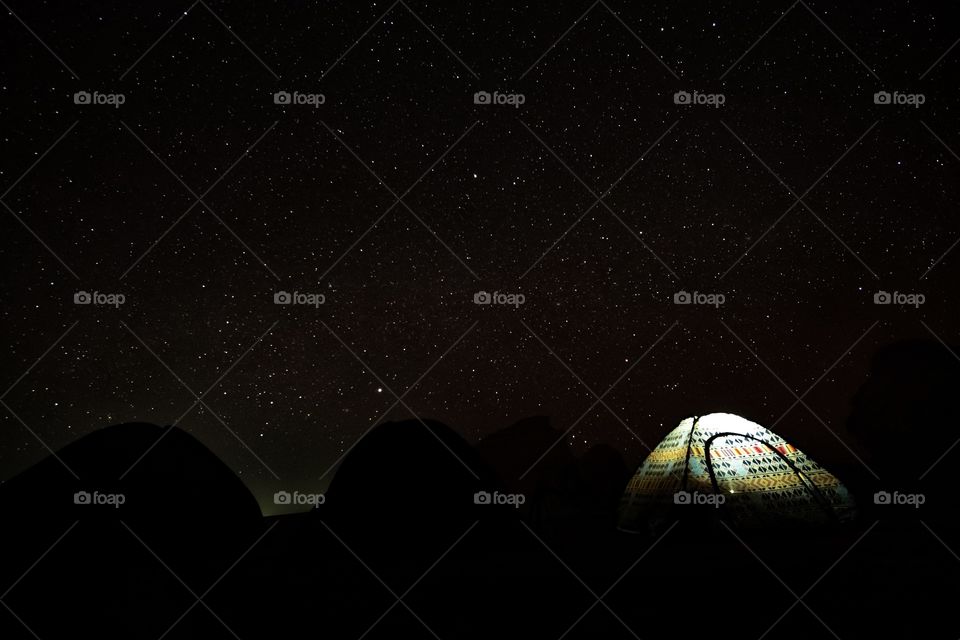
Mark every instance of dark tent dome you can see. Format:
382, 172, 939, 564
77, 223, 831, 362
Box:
326, 418, 495, 521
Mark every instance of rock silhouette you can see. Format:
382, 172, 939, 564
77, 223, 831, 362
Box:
1, 359, 958, 639
848, 340, 960, 527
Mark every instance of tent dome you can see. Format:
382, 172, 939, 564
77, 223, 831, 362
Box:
619, 413, 856, 532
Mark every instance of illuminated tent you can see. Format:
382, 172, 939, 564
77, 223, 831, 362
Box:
619, 413, 856, 531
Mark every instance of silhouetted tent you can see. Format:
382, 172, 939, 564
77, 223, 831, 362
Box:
476, 416, 579, 523
321, 419, 500, 591
578, 443, 630, 513
0, 422, 261, 525
849, 340, 960, 482
326, 418, 496, 522
0, 423, 265, 638
619, 413, 856, 532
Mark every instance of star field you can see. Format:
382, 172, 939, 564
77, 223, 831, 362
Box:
2, 1, 959, 509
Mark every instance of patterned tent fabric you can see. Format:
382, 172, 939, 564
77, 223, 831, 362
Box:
619, 413, 856, 531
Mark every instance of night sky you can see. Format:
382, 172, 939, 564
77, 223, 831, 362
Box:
2, 1, 958, 511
